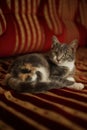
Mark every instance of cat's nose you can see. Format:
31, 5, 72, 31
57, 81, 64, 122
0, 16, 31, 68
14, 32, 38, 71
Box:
57, 59, 61, 64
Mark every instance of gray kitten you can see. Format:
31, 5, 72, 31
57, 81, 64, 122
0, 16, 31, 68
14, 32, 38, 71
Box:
5, 36, 84, 93
48, 36, 84, 90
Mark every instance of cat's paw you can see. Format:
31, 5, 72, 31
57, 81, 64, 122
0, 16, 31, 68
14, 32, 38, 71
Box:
67, 83, 84, 90
73, 83, 84, 90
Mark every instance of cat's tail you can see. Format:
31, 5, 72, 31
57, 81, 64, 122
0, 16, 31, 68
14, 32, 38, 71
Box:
5, 74, 75, 93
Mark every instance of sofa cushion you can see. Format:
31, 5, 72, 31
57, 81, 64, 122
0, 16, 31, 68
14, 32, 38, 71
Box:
0, 9, 6, 36
0, 0, 87, 57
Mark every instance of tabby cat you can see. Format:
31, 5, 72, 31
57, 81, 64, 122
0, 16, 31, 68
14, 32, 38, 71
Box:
48, 36, 84, 90
5, 36, 84, 93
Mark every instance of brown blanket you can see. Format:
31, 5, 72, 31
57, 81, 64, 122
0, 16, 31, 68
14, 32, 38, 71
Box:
0, 48, 87, 130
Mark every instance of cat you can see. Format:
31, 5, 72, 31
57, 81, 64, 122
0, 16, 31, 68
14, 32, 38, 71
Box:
5, 36, 84, 93
5, 54, 74, 93
47, 36, 84, 90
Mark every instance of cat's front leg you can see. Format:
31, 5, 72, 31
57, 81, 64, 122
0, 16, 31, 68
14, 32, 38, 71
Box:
67, 83, 84, 90
66, 77, 84, 90
67, 77, 75, 81
51, 65, 69, 77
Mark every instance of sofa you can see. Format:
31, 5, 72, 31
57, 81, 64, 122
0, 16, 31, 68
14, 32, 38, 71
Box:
0, 0, 87, 130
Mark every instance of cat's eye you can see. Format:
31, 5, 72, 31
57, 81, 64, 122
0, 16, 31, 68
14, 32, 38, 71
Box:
61, 55, 65, 58
67, 54, 71, 58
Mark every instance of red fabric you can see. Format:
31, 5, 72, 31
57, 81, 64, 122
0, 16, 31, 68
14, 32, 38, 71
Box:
0, 0, 87, 57
0, 14, 17, 56
0, 9, 6, 36
76, 23, 87, 46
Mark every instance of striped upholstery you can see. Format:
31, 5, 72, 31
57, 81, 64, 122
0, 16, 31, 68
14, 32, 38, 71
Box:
0, 0, 87, 57
0, 0, 44, 57
0, 48, 87, 130
0, 8, 6, 36
58, 0, 79, 42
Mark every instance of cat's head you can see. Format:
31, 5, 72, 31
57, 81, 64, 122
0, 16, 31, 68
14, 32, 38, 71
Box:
12, 63, 37, 82
49, 36, 78, 65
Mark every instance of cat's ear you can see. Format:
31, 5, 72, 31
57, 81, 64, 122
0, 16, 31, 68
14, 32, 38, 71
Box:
51, 36, 60, 49
70, 39, 78, 51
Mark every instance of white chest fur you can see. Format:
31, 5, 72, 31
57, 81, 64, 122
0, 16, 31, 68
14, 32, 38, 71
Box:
36, 67, 49, 82
60, 61, 75, 72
